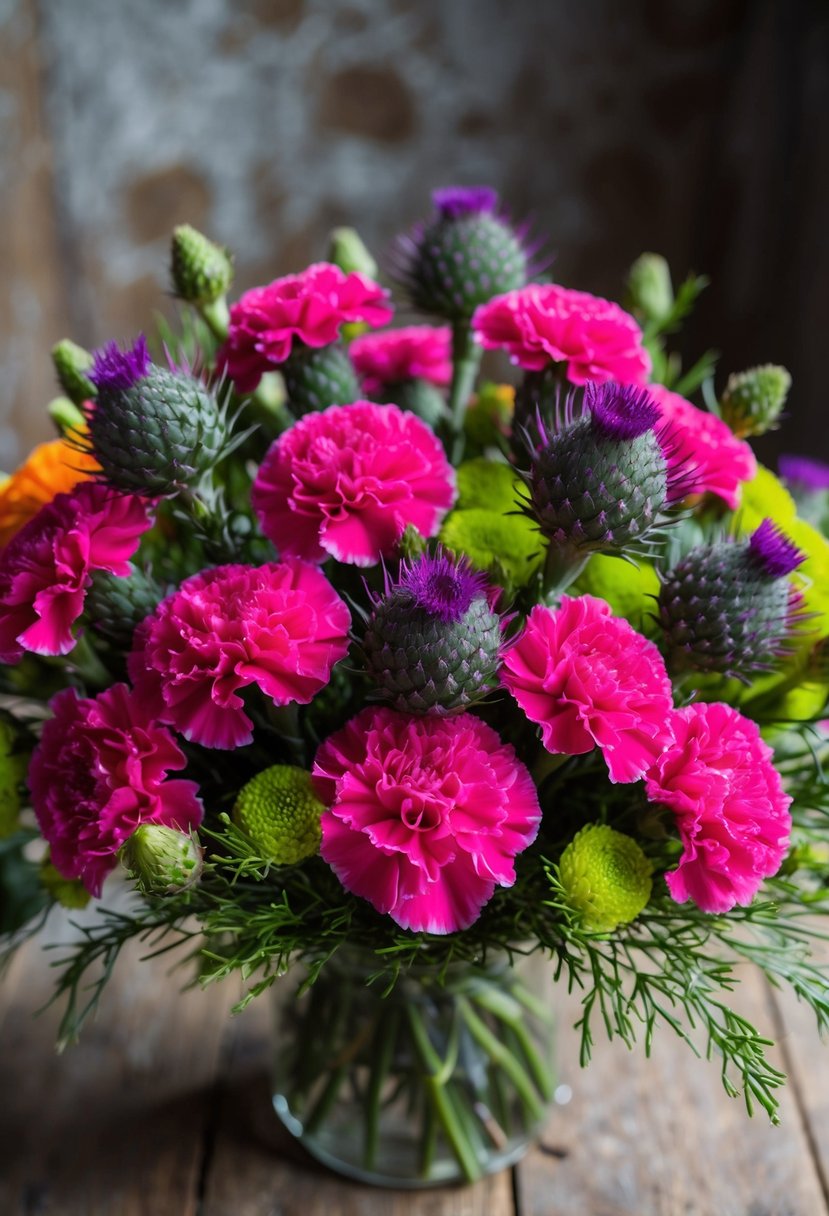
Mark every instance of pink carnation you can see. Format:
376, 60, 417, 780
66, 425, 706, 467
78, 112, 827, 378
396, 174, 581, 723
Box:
29, 684, 203, 897
314, 707, 541, 933
645, 702, 791, 913
252, 401, 456, 566
501, 596, 674, 783
218, 262, 393, 393
129, 559, 350, 749
0, 481, 152, 662
350, 326, 452, 395
648, 383, 757, 509
472, 284, 651, 385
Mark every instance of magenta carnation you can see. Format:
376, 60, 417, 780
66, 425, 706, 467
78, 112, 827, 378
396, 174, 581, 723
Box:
314, 707, 541, 933
645, 702, 791, 913
501, 596, 674, 783
472, 284, 651, 385
129, 559, 350, 749
29, 683, 203, 897
0, 481, 153, 662
648, 383, 757, 509
218, 262, 393, 393
349, 326, 452, 395
252, 401, 456, 567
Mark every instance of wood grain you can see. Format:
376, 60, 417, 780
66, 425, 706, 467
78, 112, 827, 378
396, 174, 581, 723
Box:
515, 967, 829, 1216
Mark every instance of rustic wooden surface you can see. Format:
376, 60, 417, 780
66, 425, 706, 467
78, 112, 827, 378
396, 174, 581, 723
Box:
2, 911, 828, 1216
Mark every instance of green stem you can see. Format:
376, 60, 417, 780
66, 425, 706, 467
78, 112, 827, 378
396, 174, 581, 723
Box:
363, 1004, 401, 1171
448, 320, 482, 464
199, 296, 230, 342
470, 988, 555, 1103
542, 544, 590, 602
456, 996, 546, 1122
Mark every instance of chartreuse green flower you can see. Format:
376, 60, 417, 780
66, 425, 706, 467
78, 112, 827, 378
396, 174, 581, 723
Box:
573, 553, 660, 636
557, 824, 653, 932
39, 857, 90, 909
233, 766, 324, 865
0, 713, 29, 839
439, 459, 544, 588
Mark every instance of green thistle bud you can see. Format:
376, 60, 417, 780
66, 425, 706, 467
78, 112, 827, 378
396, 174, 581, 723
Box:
48, 396, 87, 437
397, 524, 428, 561
51, 339, 96, 405
39, 858, 91, 909
233, 766, 323, 865
558, 824, 653, 932
281, 342, 361, 417
362, 551, 501, 713
86, 566, 163, 649
327, 226, 378, 280
627, 253, 674, 324
385, 379, 447, 429
0, 711, 30, 839
170, 224, 234, 306
86, 336, 229, 497
720, 364, 791, 438
121, 824, 203, 896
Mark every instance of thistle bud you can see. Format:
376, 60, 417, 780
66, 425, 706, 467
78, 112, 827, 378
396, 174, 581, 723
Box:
51, 339, 96, 406
232, 766, 324, 865
86, 565, 163, 649
390, 186, 530, 321
327, 226, 378, 280
281, 342, 362, 417
658, 518, 806, 677
121, 823, 203, 896
361, 551, 501, 713
557, 824, 653, 932
720, 364, 791, 438
170, 224, 234, 306
85, 335, 229, 496
529, 382, 670, 565
627, 253, 674, 324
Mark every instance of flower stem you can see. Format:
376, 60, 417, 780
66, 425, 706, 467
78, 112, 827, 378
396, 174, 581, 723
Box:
456, 996, 546, 1122
199, 296, 230, 342
363, 1004, 401, 1171
542, 544, 589, 602
448, 320, 482, 464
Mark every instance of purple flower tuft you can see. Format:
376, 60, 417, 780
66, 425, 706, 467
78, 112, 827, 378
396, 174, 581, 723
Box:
748, 518, 805, 579
779, 454, 829, 493
432, 185, 499, 220
399, 551, 488, 623
89, 335, 152, 394
587, 382, 661, 441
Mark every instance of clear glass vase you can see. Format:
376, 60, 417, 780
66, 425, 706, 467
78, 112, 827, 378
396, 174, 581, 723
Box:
270, 948, 556, 1188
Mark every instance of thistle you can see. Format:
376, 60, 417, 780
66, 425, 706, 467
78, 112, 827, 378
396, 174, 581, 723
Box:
51, 339, 96, 406
84, 335, 229, 497
527, 382, 672, 592
361, 550, 501, 713
658, 518, 806, 677
86, 566, 163, 649
281, 341, 362, 417
232, 766, 324, 865
121, 824, 203, 896
720, 364, 791, 438
557, 824, 653, 933
170, 224, 234, 340
390, 186, 531, 322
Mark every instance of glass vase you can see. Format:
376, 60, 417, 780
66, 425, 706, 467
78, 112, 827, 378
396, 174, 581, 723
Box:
270, 948, 556, 1188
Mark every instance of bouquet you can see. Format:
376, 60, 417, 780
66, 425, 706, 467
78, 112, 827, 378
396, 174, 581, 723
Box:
2, 185, 829, 1188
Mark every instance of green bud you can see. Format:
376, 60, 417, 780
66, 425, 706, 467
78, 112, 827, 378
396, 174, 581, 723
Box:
170, 224, 234, 306
0, 712, 30, 839
40, 858, 91, 909
720, 364, 791, 438
327, 227, 378, 280
48, 396, 87, 437
121, 824, 203, 896
558, 824, 653, 932
233, 766, 323, 865
397, 523, 428, 561
627, 253, 674, 324
51, 339, 96, 405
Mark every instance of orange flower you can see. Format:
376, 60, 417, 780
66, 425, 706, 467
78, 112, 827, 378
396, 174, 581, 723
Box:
0, 437, 99, 549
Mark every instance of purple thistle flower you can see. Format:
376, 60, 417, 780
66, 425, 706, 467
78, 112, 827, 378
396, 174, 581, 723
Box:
398, 551, 489, 623
432, 185, 499, 220
779, 454, 829, 493
748, 518, 806, 579
89, 335, 152, 394
587, 382, 661, 441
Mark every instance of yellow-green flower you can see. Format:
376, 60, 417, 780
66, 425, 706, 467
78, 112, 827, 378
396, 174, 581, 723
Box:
233, 765, 324, 865
558, 824, 653, 932
573, 554, 660, 637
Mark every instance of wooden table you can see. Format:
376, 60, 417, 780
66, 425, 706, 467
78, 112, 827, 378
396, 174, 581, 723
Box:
2, 908, 828, 1216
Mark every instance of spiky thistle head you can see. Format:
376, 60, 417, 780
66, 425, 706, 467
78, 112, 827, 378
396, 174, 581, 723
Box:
527, 381, 671, 563
658, 518, 807, 678
84, 335, 230, 497
361, 549, 502, 713
720, 364, 791, 438
121, 824, 203, 896
389, 186, 539, 321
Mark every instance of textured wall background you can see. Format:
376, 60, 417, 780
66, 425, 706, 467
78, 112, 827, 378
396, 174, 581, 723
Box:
0, 0, 827, 467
